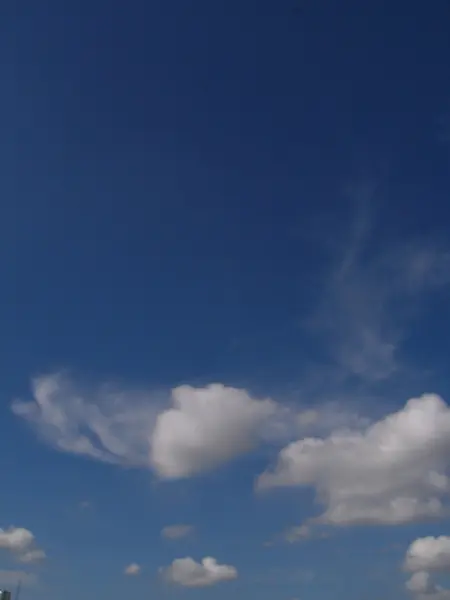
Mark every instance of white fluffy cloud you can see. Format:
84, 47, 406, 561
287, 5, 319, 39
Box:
406, 571, 440, 595
161, 557, 237, 587
258, 394, 450, 526
124, 563, 141, 576
161, 525, 194, 539
13, 377, 450, 530
404, 537, 450, 599
151, 384, 275, 479
0, 527, 46, 564
13, 375, 275, 480
405, 537, 450, 573
0, 528, 34, 552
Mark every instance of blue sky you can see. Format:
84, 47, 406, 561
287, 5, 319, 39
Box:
2, 1, 450, 599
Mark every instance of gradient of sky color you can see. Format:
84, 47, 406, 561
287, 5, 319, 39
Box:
2, 1, 450, 600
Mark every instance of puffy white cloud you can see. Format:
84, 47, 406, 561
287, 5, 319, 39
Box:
0, 527, 45, 564
161, 524, 194, 539
404, 537, 450, 599
124, 563, 141, 576
161, 557, 237, 587
0, 528, 34, 552
13, 377, 450, 531
13, 375, 275, 480
406, 571, 439, 595
151, 384, 275, 479
405, 537, 450, 573
405, 571, 450, 599
258, 394, 450, 525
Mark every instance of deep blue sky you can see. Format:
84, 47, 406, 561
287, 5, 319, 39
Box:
1, 1, 450, 600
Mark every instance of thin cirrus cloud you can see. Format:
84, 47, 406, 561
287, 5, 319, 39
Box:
300, 184, 450, 388
308, 217, 450, 383
11, 373, 159, 468
161, 557, 237, 587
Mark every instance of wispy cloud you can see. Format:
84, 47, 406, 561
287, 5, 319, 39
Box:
161, 525, 194, 540
12, 374, 161, 468
12, 375, 277, 478
307, 185, 450, 383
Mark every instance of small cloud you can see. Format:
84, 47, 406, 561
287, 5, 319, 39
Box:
284, 525, 311, 543
161, 525, 194, 540
265, 524, 330, 547
124, 563, 141, 576
79, 501, 91, 510
0, 527, 45, 564
161, 557, 237, 587
18, 549, 46, 564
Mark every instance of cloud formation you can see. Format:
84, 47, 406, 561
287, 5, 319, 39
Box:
161, 525, 194, 540
0, 527, 46, 564
308, 189, 450, 383
12, 374, 158, 468
151, 384, 275, 479
405, 537, 450, 573
124, 563, 141, 576
406, 571, 441, 596
12, 374, 450, 532
258, 394, 450, 526
283, 525, 311, 543
13, 375, 275, 479
161, 557, 237, 587
404, 537, 450, 599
